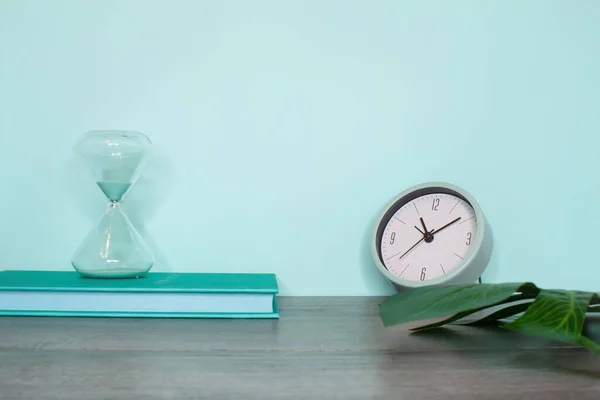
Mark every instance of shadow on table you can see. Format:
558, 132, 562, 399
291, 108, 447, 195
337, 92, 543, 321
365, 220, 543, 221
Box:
406, 325, 600, 378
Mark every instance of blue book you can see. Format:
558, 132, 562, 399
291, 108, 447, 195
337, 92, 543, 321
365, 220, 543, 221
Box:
0, 270, 279, 318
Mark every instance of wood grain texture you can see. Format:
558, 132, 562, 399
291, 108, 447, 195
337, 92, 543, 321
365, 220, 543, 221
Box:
0, 296, 599, 399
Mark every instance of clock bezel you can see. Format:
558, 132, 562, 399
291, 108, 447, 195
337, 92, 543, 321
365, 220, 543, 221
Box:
371, 182, 493, 290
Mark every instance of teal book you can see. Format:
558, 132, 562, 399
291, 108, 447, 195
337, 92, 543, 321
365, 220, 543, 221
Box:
0, 270, 279, 319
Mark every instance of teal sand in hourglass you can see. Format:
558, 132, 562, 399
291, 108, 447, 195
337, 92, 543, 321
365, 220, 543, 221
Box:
71, 130, 154, 278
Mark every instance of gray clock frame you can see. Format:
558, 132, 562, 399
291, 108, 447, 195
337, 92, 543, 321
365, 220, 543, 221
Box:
371, 181, 493, 290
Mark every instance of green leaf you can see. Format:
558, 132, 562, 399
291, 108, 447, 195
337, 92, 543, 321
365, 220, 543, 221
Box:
379, 282, 540, 327
590, 292, 600, 307
464, 300, 533, 326
503, 289, 600, 355
411, 295, 532, 331
379, 281, 600, 356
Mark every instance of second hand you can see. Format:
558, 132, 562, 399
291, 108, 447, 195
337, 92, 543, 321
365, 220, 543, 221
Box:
396, 228, 436, 260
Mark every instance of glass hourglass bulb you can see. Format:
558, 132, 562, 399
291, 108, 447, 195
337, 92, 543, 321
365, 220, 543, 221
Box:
71, 130, 154, 278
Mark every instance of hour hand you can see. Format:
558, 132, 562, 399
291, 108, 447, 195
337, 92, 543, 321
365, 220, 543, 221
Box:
414, 226, 425, 235
420, 217, 431, 235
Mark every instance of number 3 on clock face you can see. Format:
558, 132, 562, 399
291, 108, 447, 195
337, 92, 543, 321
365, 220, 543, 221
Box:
371, 182, 493, 290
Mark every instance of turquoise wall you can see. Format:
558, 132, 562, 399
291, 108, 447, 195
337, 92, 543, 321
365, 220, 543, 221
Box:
1, 1, 599, 295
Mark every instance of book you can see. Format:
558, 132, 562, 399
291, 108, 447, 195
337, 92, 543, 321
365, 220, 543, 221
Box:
0, 270, 279, 318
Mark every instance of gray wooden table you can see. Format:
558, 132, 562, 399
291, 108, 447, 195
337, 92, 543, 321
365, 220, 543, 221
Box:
0, 297, 599, 399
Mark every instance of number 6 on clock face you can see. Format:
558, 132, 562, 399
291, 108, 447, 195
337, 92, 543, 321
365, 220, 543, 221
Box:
371, 182, 493, 290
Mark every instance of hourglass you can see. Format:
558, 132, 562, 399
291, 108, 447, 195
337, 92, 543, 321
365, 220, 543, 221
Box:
71, 130, 154, 278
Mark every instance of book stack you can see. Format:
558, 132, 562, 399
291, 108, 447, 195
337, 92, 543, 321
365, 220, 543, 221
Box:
0, 270, 279, 319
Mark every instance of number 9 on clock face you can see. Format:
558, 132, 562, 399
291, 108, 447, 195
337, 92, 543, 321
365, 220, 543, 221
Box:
371, 182, 493, 289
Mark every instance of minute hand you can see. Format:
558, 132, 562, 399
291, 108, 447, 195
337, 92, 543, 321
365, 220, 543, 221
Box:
431, 217, 461, 236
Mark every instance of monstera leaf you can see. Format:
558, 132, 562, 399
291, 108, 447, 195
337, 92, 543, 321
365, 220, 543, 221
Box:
504, 289, 600, 355
379, 282, 600, 355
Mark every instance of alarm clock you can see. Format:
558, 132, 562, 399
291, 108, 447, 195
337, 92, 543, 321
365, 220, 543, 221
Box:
371, 182, 493, 290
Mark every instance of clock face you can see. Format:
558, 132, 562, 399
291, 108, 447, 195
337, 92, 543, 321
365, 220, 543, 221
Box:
379, 193, 477, 282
